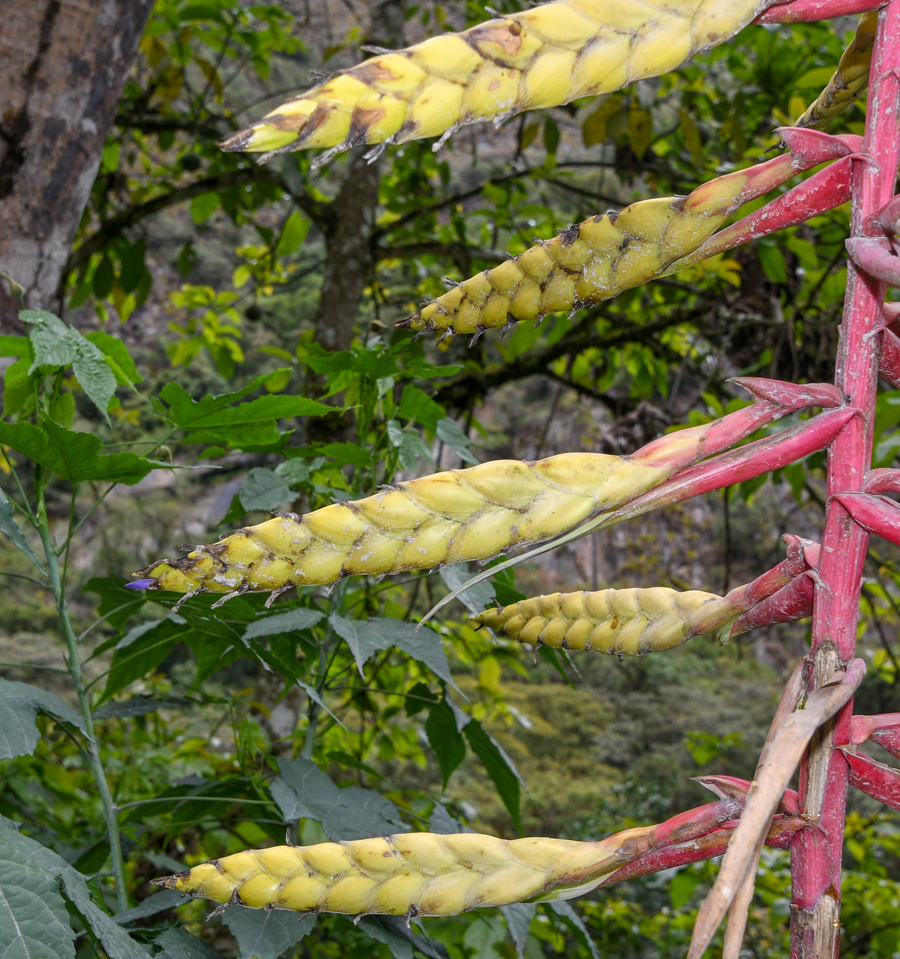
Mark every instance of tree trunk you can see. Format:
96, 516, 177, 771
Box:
0, 0, 154, 328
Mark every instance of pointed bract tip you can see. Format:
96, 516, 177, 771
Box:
775, 126, 855, 164
692, 774, 751, 802
126, 579, 157, 590
728, 376, 842, 410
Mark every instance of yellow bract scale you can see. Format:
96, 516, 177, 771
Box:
250, 558, 295, 589
574, 0, 662, 29
361, 54, 427, 95
511, 492, 594, 541
403, 80, 464, 139
613, 617, 647, 655
463, 273, 494, 307
372, 872, 428, 913
564, 616, 594, 648
516, 245, 556, 283
300, 110, 352, 151
351, 95, 408, 143
302, 843, 353, 877
346, 839, 405, 876
639, 586, 682, 618
255, 846, 304, 880
345, 532, 405, 573
244, 125, 301, 152
395, 524, 453, 568
253, 517, 313, 554
323, 874, 379, 913
180, 862, 228, 896
539, 617, 569, 647
584, 591, 611, 621
393, 834, 456, 872
469, 24, 544, 71
539, 272, 578, 314
576, 256, 612, 299
461, 64, 521, 121
559, 592, 585, 618
519, 4, 602, 47
508, 277, 543, 319
263, 97, 316, 120
628, 19, 692, 79
580, 215, 624, 251
442, 833, 510, 867
454, 296, 486, 334
218, 852, 265, 884
278, 874, 327, 911
523, 49, 579, 108
476, 866, 546, 906
405, 473, 486, 519
447, 507, 516, 561
301, 504, 367, 544
294, 547, 345, 585
689, 0, 757, 47
643, 615, 687, 651
237, 874, 281, 908
418, 871, 482, 915
317, 74, 372, 106
408, 35, 482, 83
570, 32, 631, 96
482, 292, 511, 326
609, 589, 642, 620
549, 234, 593, 272
610, 241, 667, 287
488, 259, 525, 294
461, 460, 547, 506
509, 837, 584, 870
355, 490, 431, 531
615, 197, 679, 242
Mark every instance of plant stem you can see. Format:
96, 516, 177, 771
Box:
791, 5, 900, 956
36, 495, 129, 912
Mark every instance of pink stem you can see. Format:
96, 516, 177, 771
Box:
863, 467, 900, 492
846, 237, 900, 286
755, 0, 886, 23
792, 5, 900, 956
833, 492, 900, 548
842, 749, 900, 810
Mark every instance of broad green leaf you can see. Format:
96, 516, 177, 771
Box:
100, 618, 188, 703
356, 917, 445, 959
222, 908, 316, 959
0, 420, 161, 485
242, 607, 323, 641
190, 192, 219, 224
501, 902, 536, 959
0, 679, 88, 759
155, 927, 227, 959
548, 901, 599, 959
85, 332, 143, 386
0, 823, 150, 959
439, 565, 496, 615
84, 575, 148, 633
436, 417, 478, 464
329, 616, 456, 689
239, 468, 292, 512
276, 211, 310, 256
463, 718, 522, 832
398, 385, 444, 432
271, 756, 408, 840
0, 486, 46, 574
0, 335, 30, 359
317, 442, 372, 469
425, 699, 466, 788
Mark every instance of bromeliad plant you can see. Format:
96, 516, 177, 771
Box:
129, 0, 900, 956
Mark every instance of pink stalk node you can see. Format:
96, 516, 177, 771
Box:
671, 159, 854, 273
726, 572, 815, 638
615, 407, 856, 523
874, 192, 900, 233
776, 128, 862, 163
696, 773, 800, 813
849, 713, 900, 756
842, 748, 900, 810
833, 491, 900, 548
863, 467, 900, 493
878, 328, 900, 387
754, 0, 886, 23
632, 379, 841, 472
846, 236, 900, 286
600, 816, 806, 887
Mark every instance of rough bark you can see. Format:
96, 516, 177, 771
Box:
0, 0, 154, 328
311, 0, 407, 353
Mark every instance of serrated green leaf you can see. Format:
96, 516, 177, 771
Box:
21, 310, 78, 371
155, 927, 228, 959
242, 607, 323, 641
0, 679, 87, 759
271, 756, 408, 840
85, 332, 143, 387
425, 700, 466, 788
222, 908, 316, 959
436, 417, 477, 464
463, 718, 522, 832
0, 487, 46, 574
0, 420, 161, 485
239, 468, 292, 512
72, 344, 117, 422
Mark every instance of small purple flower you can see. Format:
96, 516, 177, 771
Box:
125, 579, 157, 590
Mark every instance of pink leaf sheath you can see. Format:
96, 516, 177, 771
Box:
755, 0, 887, 23
841, 748, 900, 810
833, 491, 900, 548
849, 713, 900, 757
846, 236, 900, 286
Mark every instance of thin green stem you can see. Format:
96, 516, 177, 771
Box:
36, 490, 129, 912
301, 582, 347, 759
1, 453, 38, 526
0, 570, 48, 587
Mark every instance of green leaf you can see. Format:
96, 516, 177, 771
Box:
0, 679, 88, 759
101, 618, 188, 703
119, 239, 147, 295
398, 385, 444, 432
436, 417, 478, 464
72, 345, 117, 422
329, 616, 456, 689
242, 607, 323, 641
548, 901, 598, 959
0, 486, 46, 574
190, 192, 219, 224
501, 902, 536, 959
271, 756, 408, 840
463, 718, 522, 832
159, 372, 329, 447
85, 332, 143, 386
425, 700, 466, 788
155, 927, 227, 959
317, 442, 372, 469
93, 255, 115, 299
84, 575, 148, 632
222, 908, 316, 959
22, 310, 77, 370
0, 823, 150, 959
356, 917, 445, 959
276, 211, 310, 256
0, 420, 161, 485
239, 468, 292, 512
438, 565, 495, 615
